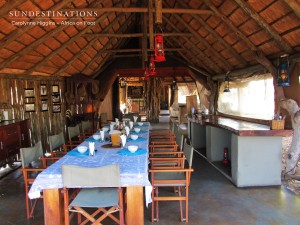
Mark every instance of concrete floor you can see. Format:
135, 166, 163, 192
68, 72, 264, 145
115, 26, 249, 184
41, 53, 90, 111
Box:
0, 122, 299, 225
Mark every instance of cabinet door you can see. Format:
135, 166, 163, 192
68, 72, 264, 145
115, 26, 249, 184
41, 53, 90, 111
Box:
19, 120, 30, 148
0, 129, 6, 162
2, 124, 20, 158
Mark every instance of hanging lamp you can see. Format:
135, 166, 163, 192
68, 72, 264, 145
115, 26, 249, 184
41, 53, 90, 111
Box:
149, 56, 156, 75
154, 34, 165, 62
224, 73, 230, 93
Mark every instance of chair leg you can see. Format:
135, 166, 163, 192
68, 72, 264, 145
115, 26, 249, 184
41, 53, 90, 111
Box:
178, 187, 184, 222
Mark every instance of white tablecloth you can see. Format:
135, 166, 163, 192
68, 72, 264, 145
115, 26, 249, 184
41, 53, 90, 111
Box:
28, 122, 152, 205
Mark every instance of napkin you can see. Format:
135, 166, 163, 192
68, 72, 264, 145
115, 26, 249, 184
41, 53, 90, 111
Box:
89, 142, 95, 156
100, 130, 105, 141
133, 116, 138, 122
129, 121, 133, 129
120, 134, 127, 147
110, 124, 114, 131
125, 126, 130, 136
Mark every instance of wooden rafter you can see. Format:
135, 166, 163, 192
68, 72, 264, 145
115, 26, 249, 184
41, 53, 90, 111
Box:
149, 0, 154, 50
26, 10, 124, 75
54, 14, 128, 76
61, 7, 214, 15
0, 0, 74, 47
176, 1, 248, 67
282, 0, 300, 19
142, 0, 148, 66
0, 0, 26, 17
82, 32, 192, 37
104, 48, 184, 53
234, 0, 292, 53
155, 0, 163, 24
83, 14, 136, 74
170, 12, 232, 72
202, 0, 277, 74
163, 15, 222, 74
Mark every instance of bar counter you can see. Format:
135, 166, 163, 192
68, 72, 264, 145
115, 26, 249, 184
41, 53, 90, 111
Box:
188, 115, 292, 187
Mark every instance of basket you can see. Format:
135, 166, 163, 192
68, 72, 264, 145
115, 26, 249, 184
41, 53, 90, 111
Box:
270, 120, 285, 130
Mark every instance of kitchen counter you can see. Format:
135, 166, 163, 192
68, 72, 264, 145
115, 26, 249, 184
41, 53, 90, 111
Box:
187, 115, 292, 187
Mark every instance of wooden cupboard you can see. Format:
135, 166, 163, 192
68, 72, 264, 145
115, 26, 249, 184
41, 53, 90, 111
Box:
0, 120, 30, 166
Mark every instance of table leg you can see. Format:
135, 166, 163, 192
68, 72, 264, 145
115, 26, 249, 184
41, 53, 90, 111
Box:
43, 188, 64, 225
126, 186, 144, 225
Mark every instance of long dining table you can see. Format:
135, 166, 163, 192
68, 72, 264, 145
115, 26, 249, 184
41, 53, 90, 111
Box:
28, 122, 152, 225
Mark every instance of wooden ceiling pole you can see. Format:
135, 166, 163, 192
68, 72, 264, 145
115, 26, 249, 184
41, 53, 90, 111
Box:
82, 14, 136, 74
56, 13, 132, 76
155, 0, 163, 24
171, 13, 232, 72
163, 15, 222, 74
234, 0, 292, 53
149, 0, 154, 50
104, 48, 184, 53
0, 0, 74, 48
83, 32, 192, 37
27, 8, 125, 75
142, 0, 148, 67
202, 0, 277, 73
62, 7, 213, 15
0, 0, 26, 17
282, 0, 300, 19
165, 37, 212, 75
176, 1, 248, 67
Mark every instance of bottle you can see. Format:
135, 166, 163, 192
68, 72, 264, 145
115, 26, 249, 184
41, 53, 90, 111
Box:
223, 147, 229, 166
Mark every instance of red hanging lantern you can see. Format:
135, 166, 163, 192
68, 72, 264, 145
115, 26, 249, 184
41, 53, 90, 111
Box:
154, 34, 165, 62
149, 56, 156, 75
144, 67, 150, 80
223, 147, 229, 166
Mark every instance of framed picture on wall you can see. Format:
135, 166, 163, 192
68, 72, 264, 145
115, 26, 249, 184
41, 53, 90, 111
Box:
41, 100, 48, 111
52, 104, 61, 113
40, 84, 47, 96
52, 94, 60, 103
25, 103, 35, 112
52, 85, 59, 94
24, 88, 35, 98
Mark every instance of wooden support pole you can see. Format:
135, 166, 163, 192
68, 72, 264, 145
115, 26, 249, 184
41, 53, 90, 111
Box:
149, 0, 154, 50
155, 0, 162, 24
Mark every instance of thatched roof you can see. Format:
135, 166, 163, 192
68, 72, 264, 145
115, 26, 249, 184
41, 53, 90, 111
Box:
0, 0, 299, 80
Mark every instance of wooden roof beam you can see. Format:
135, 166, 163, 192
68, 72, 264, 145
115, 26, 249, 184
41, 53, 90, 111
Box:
61, 7, 214, 15
0, 0, 26, 17
176, 1, 248, 67
202, 0, 277, 75
163, 15, 222, 74
0, 0, 74, 47
104, 48, 184, 53
82, 32, 192, 37
233, 0, 292, 53
155, 0, 163, 24
142, 0, 148, 66
282, 0, 300, 19
27, 3, 126, 75
149, 0, 154, 50
84, 14, 136, 75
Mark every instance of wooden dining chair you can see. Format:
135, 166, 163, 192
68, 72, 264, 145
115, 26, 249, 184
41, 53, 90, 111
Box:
48, 131, 75, 157
62, 164, 125, 225
80, 120, 94, 138
67, 124, 83, 146
149, 139, 194, 222
20, 141, 45, 219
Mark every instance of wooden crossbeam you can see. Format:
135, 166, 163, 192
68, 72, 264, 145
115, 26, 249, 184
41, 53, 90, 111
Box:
163, 15, 222, 74
176, 1, 248, 67
0, 0, 74, 47
282, 0, 300, 19
234, 0, 292, 53
104, 48, 184, 53
202, 0, 277, 75
61, 7, 214, 15
54, 14, 128, 76
0, 0, 26, 17
82, 32, 192, 37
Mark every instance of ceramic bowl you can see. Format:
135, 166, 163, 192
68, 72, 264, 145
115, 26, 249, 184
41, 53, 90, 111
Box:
128, 145, 138, 153
77, 146, 88, 154
93, 134, 101, 140
134, 127, 141, 133
137, 122, 143, 126
130, 134, 138, 140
